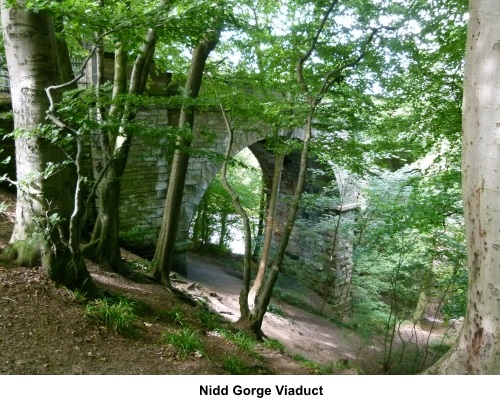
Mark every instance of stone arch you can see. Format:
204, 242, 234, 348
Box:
169, 116, 358, 315
176, 116, 305, 246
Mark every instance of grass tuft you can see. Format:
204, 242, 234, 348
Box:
263, 338, 285, 353
160, 327, 204, 358
199, 310, 223, 330
164, 306, 185, 326
85, 297, 137, 335
222, 355, 249, 374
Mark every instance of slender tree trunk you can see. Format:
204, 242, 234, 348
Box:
252, 178, 266, 260
192, 200, 204, 250
153, 28, 221, 284
216, 103, 254, 321
236, 0, 380, 337
424, 0, 500, 374
202, 212, 210, 249
248, 151, 284, 306
237, 115, 314, 336
218, 213, 228, 250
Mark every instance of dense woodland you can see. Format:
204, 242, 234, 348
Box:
0, 0, 499, 374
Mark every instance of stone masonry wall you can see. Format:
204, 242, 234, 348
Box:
264, 149, 358, 316
286, 210, 356, 316
116, 107, 265, 257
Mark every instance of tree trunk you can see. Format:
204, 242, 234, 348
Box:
424, 0, 500, 374
234, 1, 342, 336
1, 1, 99, 296
84, 28, 157, 271
85, 160, 125, 270
237, 115, 314, 335
252, 178, 266, 260
248, 151, 284, 306
191, 198, 204, 250
216, 104, 254, 322
153, 28, 221, 284
1, 3, 63, 263
218, 213, 228, 250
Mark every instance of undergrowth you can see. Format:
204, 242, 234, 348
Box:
263, 338, 286, 353
199, 309, 224, 329
85, 297, 137, 335
291, 354, 351, 374
222, 355, 251, 374
160, 327, 205, 358
217, 329, 260, 358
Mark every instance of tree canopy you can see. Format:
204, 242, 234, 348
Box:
1, 0, 491, 374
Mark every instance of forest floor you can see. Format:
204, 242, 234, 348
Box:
0, 188, 459, 375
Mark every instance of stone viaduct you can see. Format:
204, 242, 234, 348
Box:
0, 57, 358, 315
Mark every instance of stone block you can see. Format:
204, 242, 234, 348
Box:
154, 165, 168, 174
156, 172, 168, 182
154, 181, 167, 191
152, 217, 163, 229
153, 198, 166, 208
174, 239, 194, 252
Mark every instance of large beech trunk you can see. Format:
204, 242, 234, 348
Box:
424, 0, 500, 374
1, 2, 99, 295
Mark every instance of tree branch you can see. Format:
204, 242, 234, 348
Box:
296, 0, 340, 96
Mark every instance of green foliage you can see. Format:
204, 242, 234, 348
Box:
290, 354, 320, 373
160, 327, 204, 358
120, 226, 152, 244
198, 310, 224, 330
267, 304, 286, 319
352, 168, 466, 372
291, 353, 352, 374
0, 201, 8, 215
71, 288, 88, 304
217, 328, 268, 358
262, 338, 285, 353
85, 297, 137, 335
217, 329, 259, 357
346, 288, 390, 338
164, 306, 185, 326
428, 342, 451, 358
124, 256, 154, 274
229, 331, 256, 353
222, 355, 250, 375
438, 265, 467, 321
191, 149, 263, 252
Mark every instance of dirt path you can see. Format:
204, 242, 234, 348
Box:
178, 253, 379, 371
